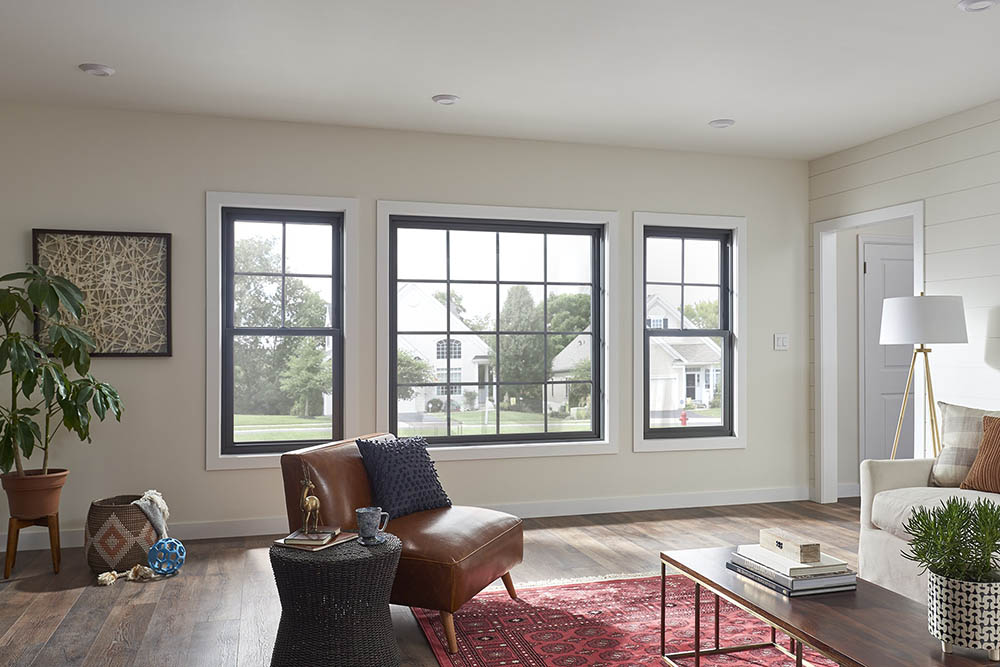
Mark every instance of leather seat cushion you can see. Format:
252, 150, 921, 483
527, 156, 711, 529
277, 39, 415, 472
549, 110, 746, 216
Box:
388, 505, 523, 612
871, 486, 1000, 540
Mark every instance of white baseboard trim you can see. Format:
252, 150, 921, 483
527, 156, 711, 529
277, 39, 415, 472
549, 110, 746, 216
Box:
838, 483, 860, 498
483, 485, 812, 519
2, 516, 290, 553
4, 485, 815, 553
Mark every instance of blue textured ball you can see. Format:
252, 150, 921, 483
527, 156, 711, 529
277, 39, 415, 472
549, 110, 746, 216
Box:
148, 537, 186, 575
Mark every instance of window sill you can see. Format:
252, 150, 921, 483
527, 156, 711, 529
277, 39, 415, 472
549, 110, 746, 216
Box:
206, 450, 283, 471
633, 435, 746, 453
428, 439, 616, 462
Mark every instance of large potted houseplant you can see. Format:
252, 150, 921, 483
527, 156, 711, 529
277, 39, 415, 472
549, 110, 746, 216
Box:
0, 265, 122, 520
903, 497, 1000, 661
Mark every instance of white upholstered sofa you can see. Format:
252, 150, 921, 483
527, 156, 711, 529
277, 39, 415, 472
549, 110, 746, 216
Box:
859, 457, 1000, 602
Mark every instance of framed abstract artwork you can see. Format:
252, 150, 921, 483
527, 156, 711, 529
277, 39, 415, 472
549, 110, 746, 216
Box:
32, 229, 172, 356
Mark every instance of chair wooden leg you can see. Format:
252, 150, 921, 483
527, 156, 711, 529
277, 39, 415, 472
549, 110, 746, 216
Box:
501, 572, 518, 599
47, 513, 60, 574
440, 611, 458, 654
4, 517, 19, 579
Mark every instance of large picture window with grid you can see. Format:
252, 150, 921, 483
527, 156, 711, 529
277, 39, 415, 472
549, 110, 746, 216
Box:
390, 217, 602, 445
643, 226, 733, 438
221, 207, 343, 455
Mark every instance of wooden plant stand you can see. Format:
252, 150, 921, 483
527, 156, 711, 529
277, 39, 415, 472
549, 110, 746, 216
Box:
4, 513, 60, 579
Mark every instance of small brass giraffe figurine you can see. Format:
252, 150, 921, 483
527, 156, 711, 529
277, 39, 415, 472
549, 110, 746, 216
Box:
300, 474, 321, 534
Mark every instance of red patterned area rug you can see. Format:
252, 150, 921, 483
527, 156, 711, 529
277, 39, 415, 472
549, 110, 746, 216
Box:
413, 574, 838, 666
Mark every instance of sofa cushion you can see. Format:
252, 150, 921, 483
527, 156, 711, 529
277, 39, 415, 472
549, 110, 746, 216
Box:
356, 436, 451, 519
931, 402, 1000, 487
962, 416, 1000, 492
872, 487, 1000, 540
387, 505, 523, 612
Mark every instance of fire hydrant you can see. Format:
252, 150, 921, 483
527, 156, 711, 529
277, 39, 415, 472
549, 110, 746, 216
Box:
680, 410, 688, 426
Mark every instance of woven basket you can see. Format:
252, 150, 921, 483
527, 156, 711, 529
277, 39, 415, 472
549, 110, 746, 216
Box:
84, 495, 158, 573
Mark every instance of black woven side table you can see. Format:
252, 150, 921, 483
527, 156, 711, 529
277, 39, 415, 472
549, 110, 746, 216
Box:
269, 534, 402, 667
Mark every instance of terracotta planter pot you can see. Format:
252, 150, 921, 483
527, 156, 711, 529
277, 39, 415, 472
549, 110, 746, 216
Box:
1, 469, 69, 519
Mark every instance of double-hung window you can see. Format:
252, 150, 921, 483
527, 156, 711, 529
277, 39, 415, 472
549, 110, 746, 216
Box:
643, 226, 733, 438
390, 216, 603, 445
221, 208, 343, 454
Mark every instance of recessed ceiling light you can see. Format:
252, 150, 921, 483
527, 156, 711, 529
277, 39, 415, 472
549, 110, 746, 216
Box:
708, 118, 735, 129
957, 0, 996, 11
78, 63, 116, 77
432, 94, 460, 106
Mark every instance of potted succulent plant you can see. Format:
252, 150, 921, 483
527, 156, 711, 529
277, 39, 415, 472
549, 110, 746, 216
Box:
0, 265, 122, 520
902, 496, 1000, 661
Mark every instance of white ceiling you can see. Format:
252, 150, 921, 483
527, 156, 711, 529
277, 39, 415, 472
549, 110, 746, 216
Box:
2, 1, 999, 160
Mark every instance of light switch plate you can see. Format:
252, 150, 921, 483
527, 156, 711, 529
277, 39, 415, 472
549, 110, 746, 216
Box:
773, 333, 790, 351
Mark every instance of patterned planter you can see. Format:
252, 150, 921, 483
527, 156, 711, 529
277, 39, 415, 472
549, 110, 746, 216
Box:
928, 571, 1000, 660
84, 495, 157, 573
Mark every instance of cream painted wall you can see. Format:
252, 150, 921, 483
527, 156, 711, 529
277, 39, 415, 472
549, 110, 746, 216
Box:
835, 219, 912, 488
0, 102, 809, 542
811, 98, 1000, 460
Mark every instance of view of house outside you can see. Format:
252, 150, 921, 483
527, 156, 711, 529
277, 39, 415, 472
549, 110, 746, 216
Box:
645, 233, 725, 429
392, 226, 598, 440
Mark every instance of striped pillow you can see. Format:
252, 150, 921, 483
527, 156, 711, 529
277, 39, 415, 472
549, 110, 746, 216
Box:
961, 416, 1000, 493
930, 402, 1000, 487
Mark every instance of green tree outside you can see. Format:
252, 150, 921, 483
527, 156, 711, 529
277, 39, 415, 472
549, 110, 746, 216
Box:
683, 299, 719, 329
232, 236, 329, 417
397, 350, 435, 400
280, 342, 328, 417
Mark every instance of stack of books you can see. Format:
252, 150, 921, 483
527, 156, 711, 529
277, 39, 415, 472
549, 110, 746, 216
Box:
726, 529, 856, 597
274, 527, 359, 552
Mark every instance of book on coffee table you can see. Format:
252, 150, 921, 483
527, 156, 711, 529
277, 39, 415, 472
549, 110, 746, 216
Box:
730, 551, 855, 591
735, 544, 848, 577
725, 561, 856, 597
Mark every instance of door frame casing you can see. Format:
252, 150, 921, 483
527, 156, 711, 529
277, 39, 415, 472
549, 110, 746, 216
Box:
857, 234, 914, 464
812, 201, 924, 503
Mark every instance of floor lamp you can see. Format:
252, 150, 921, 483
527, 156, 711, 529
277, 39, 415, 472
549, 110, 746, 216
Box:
879, 293, 967, 459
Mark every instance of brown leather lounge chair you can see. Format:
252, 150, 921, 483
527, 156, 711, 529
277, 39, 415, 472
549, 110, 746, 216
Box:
280, 434, 524, 653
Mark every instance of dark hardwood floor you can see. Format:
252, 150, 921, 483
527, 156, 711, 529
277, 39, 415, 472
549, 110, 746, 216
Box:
0, 498, 860, 667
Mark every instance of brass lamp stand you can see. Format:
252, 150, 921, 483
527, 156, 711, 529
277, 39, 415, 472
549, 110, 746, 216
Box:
890, 344, 941, 460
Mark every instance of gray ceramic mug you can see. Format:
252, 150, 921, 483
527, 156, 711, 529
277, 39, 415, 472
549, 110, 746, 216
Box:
356, 506, 390, 544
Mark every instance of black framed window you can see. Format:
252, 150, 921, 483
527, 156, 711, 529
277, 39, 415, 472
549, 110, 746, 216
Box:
643, 226, 733, 438
221, 207, 343, 455
390, 216, 603, 446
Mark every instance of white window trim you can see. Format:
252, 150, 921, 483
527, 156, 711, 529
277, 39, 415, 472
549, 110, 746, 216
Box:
632, 212, 748, 452
377, 200, 619, 462
205, 191, 359, 471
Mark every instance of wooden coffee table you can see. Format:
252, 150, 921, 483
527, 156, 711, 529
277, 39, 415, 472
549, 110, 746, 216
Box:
660, 546, 991, 667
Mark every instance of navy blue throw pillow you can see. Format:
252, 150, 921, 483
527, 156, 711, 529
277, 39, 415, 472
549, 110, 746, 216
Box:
355, 436, 451, 519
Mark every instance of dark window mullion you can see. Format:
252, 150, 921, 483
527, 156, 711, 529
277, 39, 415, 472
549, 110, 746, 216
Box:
445, 229, 451, 437
280, 222, 287, 328
495, 231, 500, 435
543, 233, 548, 434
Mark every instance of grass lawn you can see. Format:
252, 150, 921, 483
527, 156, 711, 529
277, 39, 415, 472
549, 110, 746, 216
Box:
398, 409, 591, 437
692, 408, 721, 418
234, 414, 331, 427
234, 414, 332, 443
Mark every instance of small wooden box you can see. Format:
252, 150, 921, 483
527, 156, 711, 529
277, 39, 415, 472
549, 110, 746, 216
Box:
759, 528, 820, 563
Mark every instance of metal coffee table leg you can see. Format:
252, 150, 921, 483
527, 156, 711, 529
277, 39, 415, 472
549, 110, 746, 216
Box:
661, 576, 819, 667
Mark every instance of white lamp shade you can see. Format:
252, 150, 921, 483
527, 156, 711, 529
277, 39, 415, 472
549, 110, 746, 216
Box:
879, 295, 968, 345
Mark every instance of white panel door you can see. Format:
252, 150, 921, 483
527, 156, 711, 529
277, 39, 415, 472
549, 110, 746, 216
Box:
863, 242, 914, 460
